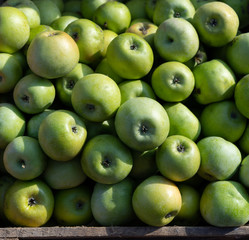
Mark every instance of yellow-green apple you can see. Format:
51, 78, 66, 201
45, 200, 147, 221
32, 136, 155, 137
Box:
0, 53, 23, 94
200, 100, 247, 143
101, 30, 118, 58
153, 0, 195, 26
3, 136, 47, 181
0, 103, 25, 149
3, 0, 40, 28
197, 136, 242, 181
42, 156, 87, 190
53, 185, 93, 226
13, 73, 56, 114
115, 97, 169, 152
93, 1, 131, 34
91, 177, 135, 226
193, 59, 236, 105
4, 179, 54, 227
27, 30, 79, 79
239, 155, 249, 188
192, 2, 239, 47
163, 102, 201, 142
55, 63, 94, 107
81, 134, 133, 184
200, 180, 249, 227
50, 15, 78, 31
151, 61, 195, 102
65, 19, 104, 65
154, 18, 199, 62
0, 6, 30, 53
156, 135, 201, 182
38, 110, 87, 161
132, 175, 182, 226
106, 33, 154, 79
119, 80, 156, 104
126, 0, 147, 20
71, 73, 121, 122
238, 125, 249, 155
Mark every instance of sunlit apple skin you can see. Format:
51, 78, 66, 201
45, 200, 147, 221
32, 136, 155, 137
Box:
50, 15, 78, 31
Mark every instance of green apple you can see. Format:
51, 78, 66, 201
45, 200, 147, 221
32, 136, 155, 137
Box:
63, 0, 81, 15
3, 136, 47, 181
55, 63, 94, 107
3, 0, 40, 28
126, 0, 147, 20
200, 180, 249, 227
0, 53, 23, 94
156, 135, 201, 182
13, 73, 56, 114
53, 185, 93, 226
197, 136, 242, 181
43, 156, 87, 190
151, 61, 195, 102
71, 73, 121, 122
4, 179, 54, 227
189, 0, 214, 9
154, 18, 199, 62
200, 100, 247, 143
193, 59, 236, 105
65, 19, 104, 65
50, 0, 64, 12
163, 102, 201, 142
132, 175, 182, 226
130, 18, 152, 26
12, 50, 28, 71
119, 80, 156, 104
115, 97, 170, 152
239, 155, 249, 188
0, 6, 30, 53
50, 15, 78, 31
27, 30, 79, 79
106, 32, 154, 79
238, 125, 249, 155
81, 134, 133, 184
145, 0, 157, 20
100, 29, 118, 58
0, 103, 25, 149
32, 0, 61, 25
91, 177, 135, 226
126, 21, 158, 47
93, 1, 131, 34
95, 58, 123, 84
38, 110, 87, 161
153, 0, 195, 26
27, 109, 54, 139
193, 1, 239, 47
26, 25, 53, 46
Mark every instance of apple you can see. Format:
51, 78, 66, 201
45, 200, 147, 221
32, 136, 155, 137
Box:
13, 73, 56, 114
130, 18, 152, 26
145, 0, 157, 20
55, 63, 94, 107
65, 19, 104, 65
132, 175, 182, 226
119, 80, 156, 104
32, 0, 61, 25
200, 100, 247, 143
197, 136, 242, 181
163, 102, 201, 142
106, 32, 154, 79
38, 110, 87, 161
239, 155, 249, 188
200, 180, 249, 227
50, 0, 64, 13
156, 135, 201, 182
126, 0, 147, 20
152, 0, 195, 26
154, 18, 199, 62
193, 59, 236, 105
3, 136, 47, 181
63, 0, 82, 15
12, 50, 28, 71
0, 53, 23, 94
91, 177, 135, 226
0, 6, 30, 53
93, 1, 131, 34
192, 2, 239, 47
27, 30, 80, 79
151, 61, 195, 102
42, 156, 87, 190
238, 125, 249, 156
50, 15, 78, 31
0, 103, 25, 150
100, 30, 118, 58
81, 134, 133, 185
189, 0, 214, 9
53, 185, 93, 226
3, 0, 40, 28
71, 73, 121, 122
4, 179, 54, 227
115, 97, 169, 152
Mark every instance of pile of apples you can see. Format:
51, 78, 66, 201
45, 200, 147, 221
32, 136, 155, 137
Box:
1, 0, 249, 229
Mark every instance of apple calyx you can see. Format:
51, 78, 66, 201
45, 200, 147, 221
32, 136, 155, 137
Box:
173, 12, 181, 18
130, 44, 138, 50
28, 197, 37, 207
208, 18, 218, 28
21, 95, 29, 103
177, 144, 185, 153
66, 79, 75, 90
172, 76, 181, 85
139, 124, 149, 135
72, 32, 79, 42
86, 103, 95, 112
165, 210, 178, 219
19, 159, 26, 169
72, 126, 78, 133
102, 156, 112, 168
139, 25, 149, 36
230, 112, 237, 119
76, 201, 84, 210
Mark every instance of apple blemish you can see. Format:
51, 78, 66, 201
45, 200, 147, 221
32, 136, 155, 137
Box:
172, 76, 181, 85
